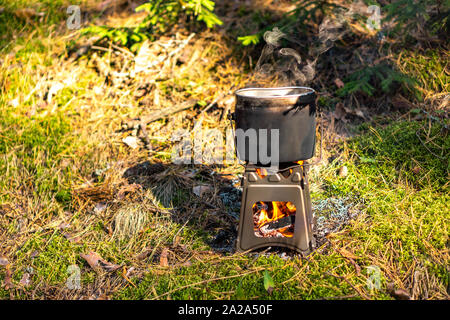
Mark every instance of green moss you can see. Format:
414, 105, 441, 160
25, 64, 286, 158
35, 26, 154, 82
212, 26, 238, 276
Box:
0, 110, 74, 201
0, 0, 79, 51
117, 255, 357, 300
397, 49, 449, 94
14, 234, 81, 286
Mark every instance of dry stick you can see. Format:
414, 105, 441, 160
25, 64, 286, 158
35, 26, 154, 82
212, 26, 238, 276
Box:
121, 99, 198, 130
151, 268, 263, 300
121, 99, 198, 149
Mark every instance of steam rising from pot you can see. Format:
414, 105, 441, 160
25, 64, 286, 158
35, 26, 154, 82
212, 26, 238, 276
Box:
254, 27, 316, 87
253, 1, 368, 87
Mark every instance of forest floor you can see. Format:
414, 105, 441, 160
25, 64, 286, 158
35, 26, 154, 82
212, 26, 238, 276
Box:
0, 0, 448, 300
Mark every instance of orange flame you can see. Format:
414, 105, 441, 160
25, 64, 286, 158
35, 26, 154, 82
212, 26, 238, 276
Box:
253, 201, 296, 237
256, 168, 268, 178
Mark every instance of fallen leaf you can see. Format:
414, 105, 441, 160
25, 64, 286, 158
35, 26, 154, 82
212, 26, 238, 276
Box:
89, 292, 109, 300
338, 248, 360, 260
193, 185, 212, 197
386, 282, 411, 300
134, 40, 156, 74
80, 251, 121, 272
80, 252, 102, 269
333, 102, 347, 123
136, 249, 152, 261
392, 289, 411, 300
343, 105, 365, 119
412, 166, 421, 174
263, 270, 274, 295
352, 108, 365, 118
334, 78, 345, 88
159, 248, 169, 267
387, 283, 411, 300
181, 169, 197, 178
334, 102, 366, 121
19, 273, 31, 287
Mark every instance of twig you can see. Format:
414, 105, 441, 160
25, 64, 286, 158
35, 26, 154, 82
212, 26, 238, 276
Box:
121, 99, 198, 131
172, 218, 192, 246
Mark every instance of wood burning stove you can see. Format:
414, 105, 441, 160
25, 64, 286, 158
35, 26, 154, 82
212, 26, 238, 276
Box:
232, 87, 317, 254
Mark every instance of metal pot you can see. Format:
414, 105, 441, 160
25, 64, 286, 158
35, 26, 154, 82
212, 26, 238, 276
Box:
234, 86, 316, 164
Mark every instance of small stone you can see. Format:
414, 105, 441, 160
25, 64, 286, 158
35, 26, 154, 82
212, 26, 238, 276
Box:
0, 256, 9, 266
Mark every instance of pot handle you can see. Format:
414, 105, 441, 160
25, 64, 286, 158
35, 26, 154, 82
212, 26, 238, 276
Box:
303, 112, 323, 169
227, 111, 239, 161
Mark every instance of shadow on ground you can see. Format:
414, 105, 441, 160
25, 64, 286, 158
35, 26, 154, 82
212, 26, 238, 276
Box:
123, 160, 241, 253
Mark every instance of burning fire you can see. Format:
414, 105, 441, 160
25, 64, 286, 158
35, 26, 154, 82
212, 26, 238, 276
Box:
253, 201, 296, 238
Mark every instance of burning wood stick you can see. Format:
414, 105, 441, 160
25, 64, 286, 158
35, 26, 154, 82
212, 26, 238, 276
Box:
260, 215, 295, 232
